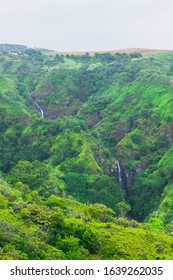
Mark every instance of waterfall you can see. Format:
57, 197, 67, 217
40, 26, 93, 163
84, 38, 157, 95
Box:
110, 159, 127, 199
35, 102, 44, 118
117, 161, 123, 187
117, 160, 126, 200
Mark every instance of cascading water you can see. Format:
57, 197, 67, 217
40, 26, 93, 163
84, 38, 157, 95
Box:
35, 102, 44, 118
116, 160, 126, 201
109, 159, 128, 200
117, 161, 123, 187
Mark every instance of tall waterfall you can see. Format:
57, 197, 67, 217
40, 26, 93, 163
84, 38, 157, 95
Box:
109, 159, 127, 199
116, 160, 126, 200
117, 161, 123, 187
35, 102, 44, 118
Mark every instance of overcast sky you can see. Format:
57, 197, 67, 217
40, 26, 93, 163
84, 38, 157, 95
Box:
0, 0, 173, 51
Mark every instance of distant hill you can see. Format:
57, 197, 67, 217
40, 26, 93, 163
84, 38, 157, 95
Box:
0, 44, 28, 52
109, 48, 173, 55
0, 44, 52, 53
1, 44, 172, 55
49, 48, 173, 56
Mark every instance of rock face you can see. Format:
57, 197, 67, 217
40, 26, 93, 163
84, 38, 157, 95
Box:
109, 158, 147, 201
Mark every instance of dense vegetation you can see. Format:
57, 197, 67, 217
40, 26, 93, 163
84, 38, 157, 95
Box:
0, 45, 173, 259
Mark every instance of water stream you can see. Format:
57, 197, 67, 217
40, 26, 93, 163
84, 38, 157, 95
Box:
35, 102, 44, 118
116, 160, 127, 201
117, 161, 123, 187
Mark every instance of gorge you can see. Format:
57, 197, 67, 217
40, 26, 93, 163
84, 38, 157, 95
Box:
0, 45, 173, 259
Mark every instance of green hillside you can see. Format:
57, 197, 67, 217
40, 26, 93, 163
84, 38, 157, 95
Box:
0, 47, 173, 259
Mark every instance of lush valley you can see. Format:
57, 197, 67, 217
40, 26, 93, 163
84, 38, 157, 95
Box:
0, 45, 173, 259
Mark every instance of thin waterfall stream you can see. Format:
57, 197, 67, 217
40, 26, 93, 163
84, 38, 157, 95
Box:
117, 161, 123, 188
35, 102, 44, 118
116, 160, 127, 201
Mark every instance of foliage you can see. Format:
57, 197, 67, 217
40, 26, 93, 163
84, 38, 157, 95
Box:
0, 178, 172, 260
1, 47, 173, 259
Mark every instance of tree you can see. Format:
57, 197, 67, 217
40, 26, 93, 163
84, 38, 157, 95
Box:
8, 160, 48, 189
130, 52, 143, 58
116, 201, 131, 218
